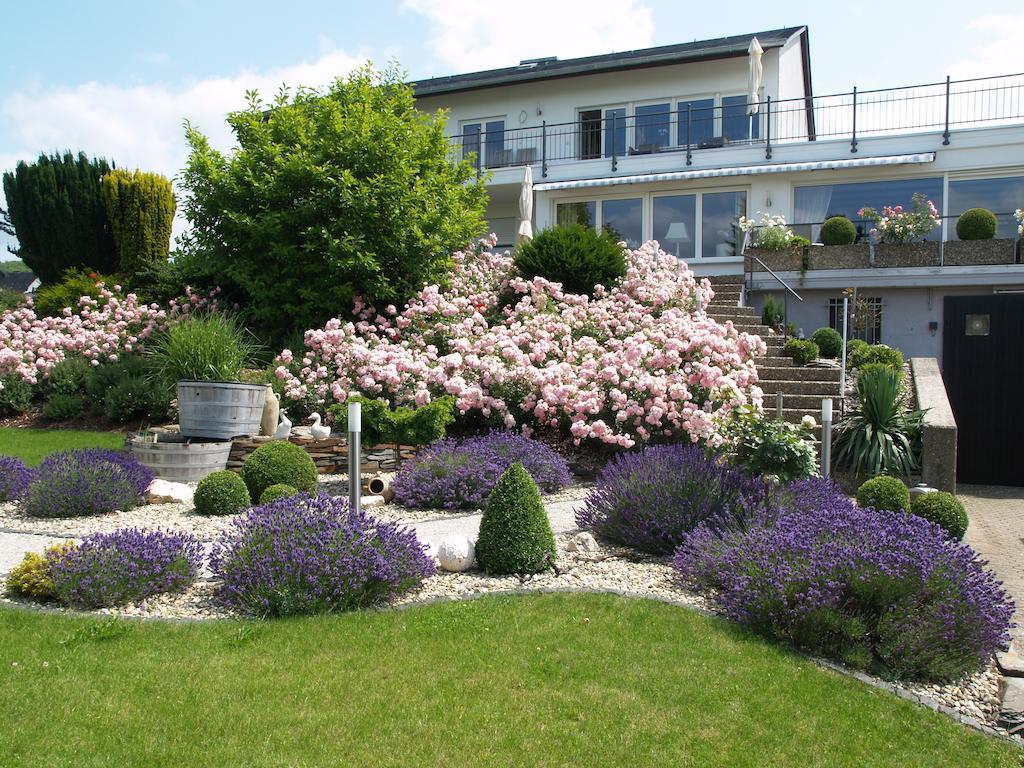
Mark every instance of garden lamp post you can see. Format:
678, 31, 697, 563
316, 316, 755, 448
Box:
348, 401, 362, 515
821, 398, 833, 477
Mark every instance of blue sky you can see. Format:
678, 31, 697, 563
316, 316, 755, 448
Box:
2, 0, 1021, 258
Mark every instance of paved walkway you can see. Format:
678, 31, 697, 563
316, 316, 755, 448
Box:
960, 484, 1024, 645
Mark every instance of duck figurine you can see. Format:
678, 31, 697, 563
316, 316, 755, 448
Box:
308, 412, 331, 440
273, 410, 292, 439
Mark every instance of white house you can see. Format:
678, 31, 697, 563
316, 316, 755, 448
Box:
413, 26, 1024, 364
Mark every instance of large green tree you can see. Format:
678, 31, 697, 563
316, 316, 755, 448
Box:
178, 65, 488, 343
101, 169, 176, 276
1, 151, 118, 283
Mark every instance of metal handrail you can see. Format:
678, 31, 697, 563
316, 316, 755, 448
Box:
744, 253, 804, 302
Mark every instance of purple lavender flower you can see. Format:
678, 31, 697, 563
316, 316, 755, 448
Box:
50, 528, 203, 608
22, 449, 154, 518
575, 443, 770, 555
210, 493, 436, 616
392, 431, 572, 510
0, 456, 34, 502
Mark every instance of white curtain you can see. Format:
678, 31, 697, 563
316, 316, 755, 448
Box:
795, 185, 834, 243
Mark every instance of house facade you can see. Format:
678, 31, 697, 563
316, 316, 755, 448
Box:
413, 26, 1024, 363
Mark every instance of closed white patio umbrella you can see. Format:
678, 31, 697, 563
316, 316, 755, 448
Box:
517, 164, 534, 243
747, 37, 764, 140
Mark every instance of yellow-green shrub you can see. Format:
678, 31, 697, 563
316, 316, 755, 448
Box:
6, 542, 77, 600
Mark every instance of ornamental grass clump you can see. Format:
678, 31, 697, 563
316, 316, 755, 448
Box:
392, 431, 572, 510
50, 529, 202, 608
210, 494, 435, 617
674, 489, 1015, 681
0, 456, 34, 501
475, 462, 556, 575
576, 443, 769, 555
23, 449, 153, 518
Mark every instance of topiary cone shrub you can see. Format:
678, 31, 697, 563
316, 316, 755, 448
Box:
241, 441, 319, 502
475, 462, 556, 575
955, 208, 997, 241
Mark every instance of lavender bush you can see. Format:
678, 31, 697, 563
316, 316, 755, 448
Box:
50, 528, 202, 608
575, 443, 770, 555
0, 456, 34, 501
392, 431, 572, 510
210, 494, 435, 616
674, 481, 1015, 681
23, 449, 154, 518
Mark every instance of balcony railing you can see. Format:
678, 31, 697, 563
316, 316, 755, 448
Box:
448, 72, 1024, 177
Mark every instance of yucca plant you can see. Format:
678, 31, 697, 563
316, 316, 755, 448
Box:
833, 367, 924, 478
148, 313, 261, 385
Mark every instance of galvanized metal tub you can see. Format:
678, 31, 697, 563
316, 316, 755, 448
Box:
128, 434, 232, 483
177, 381, 267, 440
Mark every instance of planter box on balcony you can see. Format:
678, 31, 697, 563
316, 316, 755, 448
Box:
807, 244, 871, 270
745, 247, 807, 273
873, 241, 940, 268
943, 238, 1017, 266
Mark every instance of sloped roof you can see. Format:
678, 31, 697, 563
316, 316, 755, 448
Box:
0, 271, 39, 293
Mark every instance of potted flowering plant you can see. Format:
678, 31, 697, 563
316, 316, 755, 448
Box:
740, 212, 811, 273
858, 193, 941, 267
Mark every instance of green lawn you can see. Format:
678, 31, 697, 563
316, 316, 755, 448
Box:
0, 427, 124, 465
1, 593, 1018, 767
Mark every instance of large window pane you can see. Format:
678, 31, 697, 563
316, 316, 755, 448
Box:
484, 120, 507, 167
635, 103, 670, 151
556, 201, 596, 228
601, 198, 643, 249
578, 109, 601, 160
949, 176, 1024, 239
462, 123, 481, 168
702, 191, 747, 259
723, 95, 759, 141
677, 99, 714, 147
604, 108, 626, 158
653, 195, 696, 261
793, 177, 944, 242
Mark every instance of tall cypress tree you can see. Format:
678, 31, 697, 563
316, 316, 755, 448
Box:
1, 151, 118, 284
101, 169, 176, 275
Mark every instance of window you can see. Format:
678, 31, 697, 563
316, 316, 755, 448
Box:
722, 95, 758, 141
484, 120, 507, 167
653, 195, 696, 260
949, 176, 1024, 239
830, 296, 882, 344
556, 201, 596, 228
461, 123, 481, 168
794, 178, 944, 243
634, 103, 670, 152
677, 99, 714, 147
602, 198, 643, 249
604, 108, 626, 158
702, 191, 747, 259
578, 110, 602, 160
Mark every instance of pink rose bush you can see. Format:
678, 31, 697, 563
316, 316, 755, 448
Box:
275, 238, 767, 447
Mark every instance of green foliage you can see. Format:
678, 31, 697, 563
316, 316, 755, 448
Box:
0, 258, 31, 272
241, 441, 319, 501
512, 224, 627, 296
820, 216, 856, 246
810, 327, 842, 359
328, 395, 456, 448
258, 483, 298, 504
856, 476, 911, 513
103, 376, 171, 424
0, 375, 34, 416
849, 343, 903, 371
5, 543, 75, 600
846, 339, 868, 363
474, 462, 556, 575
834, 367, 924, 478
720, 405, 819, 483
84, 355, 152, 413
101, 169, 176, 276
43, 356, 92, 398
911, 491, 969, 540
147, 313, 260, 385
955, 208, 997, 241
194, 471, 251, 516
0, 287, 25, 310
1, 151, 118, 283
177, 64, 488, 344
33, 269, 112, 318
782, 338, 819, 366
858, 361, 903, 384
42, 393, 84, 421
761, 295, 784, 328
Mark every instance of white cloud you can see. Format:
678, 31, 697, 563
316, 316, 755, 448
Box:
948, 14, 1024, 79
403, 0, 655, 72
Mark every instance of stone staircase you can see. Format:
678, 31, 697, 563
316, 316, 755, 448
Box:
706, 276, 841, 425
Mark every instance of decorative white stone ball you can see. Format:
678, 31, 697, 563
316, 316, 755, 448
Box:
436, 535, 475, 572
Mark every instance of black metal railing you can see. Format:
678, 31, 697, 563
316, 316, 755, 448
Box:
447, 72, 1024, 176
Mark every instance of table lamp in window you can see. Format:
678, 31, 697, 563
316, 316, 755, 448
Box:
664, 222, 691, 258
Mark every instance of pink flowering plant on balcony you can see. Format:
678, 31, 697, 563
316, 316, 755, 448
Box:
274, 237, 767, 448
858, 193, 940, 244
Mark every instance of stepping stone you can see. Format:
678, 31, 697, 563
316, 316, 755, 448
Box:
998, 677, 1024, 733
997, 650, 1024, 678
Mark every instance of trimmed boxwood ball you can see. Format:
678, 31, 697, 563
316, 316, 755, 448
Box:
856, 475, 910, 513
820, 215, 856, 246
475, 462, 556, 575
782, 338, 819, 366
912, 491, 969, 540
259, 483, 298, 504
241, 441, 319, 501
194, 471, 251, 516
955, 208, 997, 241
810, 327, 842, 359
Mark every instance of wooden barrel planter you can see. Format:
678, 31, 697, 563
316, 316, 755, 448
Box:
128, 433, 232, 483
177, 381, 267, 440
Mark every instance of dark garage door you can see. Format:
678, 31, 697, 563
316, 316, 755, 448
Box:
943, 294, 1024, 486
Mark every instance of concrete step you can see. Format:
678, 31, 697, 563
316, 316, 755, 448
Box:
758, 355, 796, 367
758, 366, 842, 382
760, 392, 839, 410
708, 275, 745, 285
707, 308, 758, 320
757, 379, 844, 395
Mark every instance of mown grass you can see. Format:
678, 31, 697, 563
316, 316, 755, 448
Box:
0, 427, 124, 465
1, 593, 1019, 767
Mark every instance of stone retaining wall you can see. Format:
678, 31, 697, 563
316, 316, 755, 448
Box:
227, 436, 418, 474
910, 357, 958, 493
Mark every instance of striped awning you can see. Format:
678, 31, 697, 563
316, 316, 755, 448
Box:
531, 153, 936, 192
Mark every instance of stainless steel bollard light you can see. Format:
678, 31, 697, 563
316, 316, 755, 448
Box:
347, 401, 361, 515
821, 398, 833, 477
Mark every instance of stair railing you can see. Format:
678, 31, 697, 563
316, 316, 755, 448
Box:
743, 250, 804, 337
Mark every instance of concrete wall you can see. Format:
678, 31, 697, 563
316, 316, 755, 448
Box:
910, 357, 958, 493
